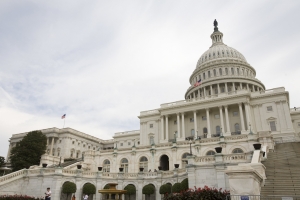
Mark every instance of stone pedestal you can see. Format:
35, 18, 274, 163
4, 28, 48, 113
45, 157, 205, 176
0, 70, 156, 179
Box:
225, 164, 264, 195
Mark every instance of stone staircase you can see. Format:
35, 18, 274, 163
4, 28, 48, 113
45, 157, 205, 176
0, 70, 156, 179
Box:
48, 158, 81, 168
261, 142, 300, 196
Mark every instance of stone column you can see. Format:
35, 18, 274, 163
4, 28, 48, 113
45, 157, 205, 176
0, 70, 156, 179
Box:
206, 108, 211, 138
219, 106, 225, 135
161, 116, 164, 140
247, 84, 249, 91
210, 85, 213, 95
177, 113, 181, 138
224, 105, 231, 135
252, 85, 255, 92
225, 83, 228, 93
238, 103, 246, 132
165, 115, 169, 141
198, 89, 201, 98
233, 82, 235, 91
181, 113, 185, 139
193, 111, 198, 139
50, 137, 55, 155
244, 103, 250, 130
203, 87, 206, 96
217, 84, 220, 94
240, 83, 242, 90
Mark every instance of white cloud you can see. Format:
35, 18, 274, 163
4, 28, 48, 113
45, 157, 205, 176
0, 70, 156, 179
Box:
0, 0, 300, 157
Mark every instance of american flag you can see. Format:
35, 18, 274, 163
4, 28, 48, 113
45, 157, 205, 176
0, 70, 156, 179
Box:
194, 79, 202, 87
61, 114, 66, 119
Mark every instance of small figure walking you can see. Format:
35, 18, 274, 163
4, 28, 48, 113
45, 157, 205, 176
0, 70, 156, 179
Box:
45, 187, 51, 200
72, 194, 76, 200
83, 194, 88, 200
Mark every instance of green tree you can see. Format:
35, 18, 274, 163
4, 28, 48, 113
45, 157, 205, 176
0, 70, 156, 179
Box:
142, 184, 155, 199
0, 156, 4, 167
181, 178, 189, 191
62, 181, 76, 199
83, 183, 96, 197
124, 184, 136, 199
159, 184, 171, 196
104, 184, 109, 189
172, 183, 182, 193
10, 130, 47, 171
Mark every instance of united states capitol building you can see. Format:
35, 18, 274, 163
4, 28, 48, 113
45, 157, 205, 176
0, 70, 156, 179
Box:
1, 21, 300, 199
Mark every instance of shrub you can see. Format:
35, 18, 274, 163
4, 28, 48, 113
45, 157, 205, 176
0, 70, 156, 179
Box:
142, 184, 155, 198
171, 183, 182, 193
62, 181, 76, 199
83, 183, 96, 195
0, 195, 44, 200
163, 185, 229, 200
181, 178, 189, 191
159, 184, 171, 195
124, 184, 136, 199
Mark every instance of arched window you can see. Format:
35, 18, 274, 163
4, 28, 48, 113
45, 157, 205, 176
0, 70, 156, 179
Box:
208, 71, 211, 78
120, 158, 129, 172
219, 68, 222, 75
206, 150, 216, 155
232, 148, 244, 153
182, 153, 189, 168
231, 68, 234, 75
216, 126, 221, 136
213, 69, 216, 76
237, 68, 240, 75
103, 159, 110, 172
139, 156, 148, 172
203, 73, 206, 79
225, 68, 228, 75
189, 129, 194, 137
203, 127, 208, 134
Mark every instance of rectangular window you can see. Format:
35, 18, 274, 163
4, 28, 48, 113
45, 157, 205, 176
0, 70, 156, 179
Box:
128, 142, 131, 145
214, 114, 220, 119
267, 106, 273, 111
120, 143, 123, 146
215, 88, 218, 94
190, 118, 194, 122
202, 116, 207, 120
208, 71, 211, 78
149, 124, 153, 128
270, 121, 276, 131
203, 73, 206, 79
228, 87, 232, 92
233, 111, 238, 116
174, 120, 177, 125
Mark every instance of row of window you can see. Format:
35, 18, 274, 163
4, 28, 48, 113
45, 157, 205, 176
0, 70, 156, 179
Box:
102, 149, 245, 172
194, 67, 254, 84
200, 50, 243, 63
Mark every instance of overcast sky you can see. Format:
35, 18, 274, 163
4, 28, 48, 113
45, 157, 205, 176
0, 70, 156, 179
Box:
1, 0, 300, 158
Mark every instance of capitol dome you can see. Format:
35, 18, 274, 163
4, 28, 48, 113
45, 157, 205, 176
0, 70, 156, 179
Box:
185, 20, 265, 100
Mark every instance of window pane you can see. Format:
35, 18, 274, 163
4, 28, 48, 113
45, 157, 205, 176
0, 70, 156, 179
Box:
270, 121, 276, 131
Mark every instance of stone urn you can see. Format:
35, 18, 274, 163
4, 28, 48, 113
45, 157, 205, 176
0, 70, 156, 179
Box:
119, 167, 124, 172
42, 163, 47, 168
77, 165, 82, 169
98, 167, 102, 171
253, 143, 261, 150
215, 147, 222, 153
158, 166, 162, 171
139, 168, 144, 172
174, 164, 179, 168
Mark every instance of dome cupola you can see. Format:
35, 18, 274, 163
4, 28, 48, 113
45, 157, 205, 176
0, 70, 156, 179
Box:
185, 20, 265, 100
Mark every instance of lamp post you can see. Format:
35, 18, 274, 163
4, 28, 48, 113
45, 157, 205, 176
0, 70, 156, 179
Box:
189, 139, 192, 155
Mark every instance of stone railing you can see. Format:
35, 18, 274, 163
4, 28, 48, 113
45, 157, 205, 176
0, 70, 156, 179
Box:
140, 109, 160, 116
225, 134, 248, 141
290, 107, 300, 112
195, 156, 215, 163
223, 154, 249, 162
0, 169, 26, 184
114, 130, 140, 136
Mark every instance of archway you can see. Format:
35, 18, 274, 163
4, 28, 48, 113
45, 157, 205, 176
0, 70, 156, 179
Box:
159, 155, 169, 171
60, 181, 76, 200
82, 182, 96, 200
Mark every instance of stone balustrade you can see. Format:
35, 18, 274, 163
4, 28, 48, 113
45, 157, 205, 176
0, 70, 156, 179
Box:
194, 152, 251, 165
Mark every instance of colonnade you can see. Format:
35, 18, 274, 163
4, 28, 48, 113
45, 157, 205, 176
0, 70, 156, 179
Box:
160, 103, 252, 141
187, 82, 263, 100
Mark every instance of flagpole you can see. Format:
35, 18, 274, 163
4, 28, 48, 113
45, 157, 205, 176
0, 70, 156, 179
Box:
63, 118, 65, 128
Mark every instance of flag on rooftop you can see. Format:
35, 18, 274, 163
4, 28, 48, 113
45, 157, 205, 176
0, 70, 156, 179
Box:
194, 79, 202, 87
61, 114, 66, 119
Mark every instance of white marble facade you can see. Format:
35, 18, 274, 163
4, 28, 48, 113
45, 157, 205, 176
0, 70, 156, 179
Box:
2, 22, 300, 199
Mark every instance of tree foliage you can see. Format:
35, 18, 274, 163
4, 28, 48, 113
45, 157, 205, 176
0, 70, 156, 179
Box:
10, 130, 47, 171
159, 184, 171, 195
62, 181, 76, 199
0, 156, 4, 167
181, 178, 189, 191
142, 184, 155, 198
124, 184, 136, 198
83, 183, 96, 195
172, 183, 182, 193
104, 184, 109, 189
